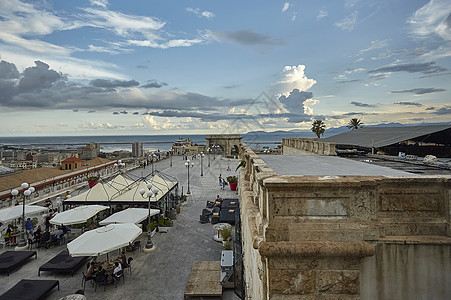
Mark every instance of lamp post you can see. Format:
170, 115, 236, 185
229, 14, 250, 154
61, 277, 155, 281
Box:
185, 159, 194, 194
199, 152, 204, 177
139, 183, 159, 251
11, 182, 34, 248
207, 147, 211, 167
169, 150, 173, 167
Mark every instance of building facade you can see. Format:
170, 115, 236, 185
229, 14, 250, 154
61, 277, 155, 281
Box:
132, 142, 144, 157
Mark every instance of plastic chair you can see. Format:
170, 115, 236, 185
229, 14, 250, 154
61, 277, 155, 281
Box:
199, 214, 210, 224
114, 269, 124, 287
123, 257, 133, 274
95, 272, 108, 292
81, 272, 95, 291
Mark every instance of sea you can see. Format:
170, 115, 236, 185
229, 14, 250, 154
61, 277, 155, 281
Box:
0, 132, 311, 153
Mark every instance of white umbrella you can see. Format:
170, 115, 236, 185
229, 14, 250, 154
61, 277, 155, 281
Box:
67, 223, 142, 257
0, 205, 48, 223
99, 208, 159, 225
50, 205, 108, 225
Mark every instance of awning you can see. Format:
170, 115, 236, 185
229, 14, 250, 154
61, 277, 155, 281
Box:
99, 208, 159, 225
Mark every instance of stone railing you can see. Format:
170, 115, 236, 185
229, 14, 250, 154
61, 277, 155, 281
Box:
282, 138, 336, 155
238, 143, 451, 299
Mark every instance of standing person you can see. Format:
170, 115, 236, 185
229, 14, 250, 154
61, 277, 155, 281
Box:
45, 216, 51, 231
218, 174, 222, 187
25, 218, 34, 239
221, 179, 226, 190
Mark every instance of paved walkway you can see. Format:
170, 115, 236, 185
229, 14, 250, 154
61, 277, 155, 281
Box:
0, 155, 241, 300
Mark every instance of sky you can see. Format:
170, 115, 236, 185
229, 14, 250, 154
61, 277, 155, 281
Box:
0, 0, 450, 137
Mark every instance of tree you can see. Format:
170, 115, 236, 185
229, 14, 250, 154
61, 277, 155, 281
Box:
347, 118, 364, 130
311, 120, 326, 138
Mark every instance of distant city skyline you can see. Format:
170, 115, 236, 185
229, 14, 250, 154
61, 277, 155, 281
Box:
0, 0, 450, 137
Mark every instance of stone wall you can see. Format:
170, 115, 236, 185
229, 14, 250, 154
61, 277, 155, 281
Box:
238, 143, 451, 299
282, 138, 337, 156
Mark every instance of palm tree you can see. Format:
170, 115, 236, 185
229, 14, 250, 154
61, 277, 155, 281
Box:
311, 120, 326, 138
347, 118, 363, 130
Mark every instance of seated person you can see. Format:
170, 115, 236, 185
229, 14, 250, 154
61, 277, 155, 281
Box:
216, 195, 222, 201
50, 227, 64, 244
118, 251, 127, 267
3, 224, 12, 244
39, 230, 51, 248
113, 261, 122, 283
86, 262, 100, 279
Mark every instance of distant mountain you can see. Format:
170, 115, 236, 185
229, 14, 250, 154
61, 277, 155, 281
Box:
244, 122, 451, 139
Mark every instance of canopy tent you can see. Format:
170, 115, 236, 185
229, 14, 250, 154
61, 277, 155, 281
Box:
99, 208, 159, 225
66, 174, 131, 203
67, 223, 142, 257
50, 205, 108, 225
64, 173, 178, 206
0, 205, 48, 223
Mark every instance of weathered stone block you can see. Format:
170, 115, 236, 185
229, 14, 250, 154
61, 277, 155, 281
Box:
269, 269, 316, 294
317, 270, 359, 295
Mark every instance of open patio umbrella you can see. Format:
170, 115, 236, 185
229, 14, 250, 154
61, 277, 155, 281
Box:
99, 208, 159, 225
67, 223, 142, 257
0, 205, 48, 223
50, 205, 108, 225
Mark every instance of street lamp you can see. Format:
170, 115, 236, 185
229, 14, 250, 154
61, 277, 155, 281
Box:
11, 182, 35, 248
184, 160, 194, 194
169, 150, 173, 167
199, 152, 205, 177
207, 147, 211, 167
139, 182, 159, 251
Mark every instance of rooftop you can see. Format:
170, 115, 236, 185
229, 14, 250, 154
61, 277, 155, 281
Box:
260, 155, 415, 177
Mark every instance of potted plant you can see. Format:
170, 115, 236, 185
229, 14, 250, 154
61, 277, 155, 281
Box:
219, 226, 232, 242
87, 176, 98, 188
227, 176, 237, 191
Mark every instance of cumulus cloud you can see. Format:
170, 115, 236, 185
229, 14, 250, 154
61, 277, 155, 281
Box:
317, 8, 328, 20
390, 88, 446, 95
186, 8, 215, 19
368, 62, 447, 75
89, 79, 139, 88
141, 81, 168, 88
351, 101, 376, 107
433, 105, 451, 114
393, 101, 423, 107
335, 11, 358, 31
277, 89, 316, 122
205, 30, 278, 46
282, 3, 290, 12
274, 65, 316, 97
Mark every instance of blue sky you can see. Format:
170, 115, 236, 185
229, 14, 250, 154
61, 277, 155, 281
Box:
0, 0, 450, 136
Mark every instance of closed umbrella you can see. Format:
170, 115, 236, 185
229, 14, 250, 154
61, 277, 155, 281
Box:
50, 205, 108, 225
99, 208, 159, 225
67, 223, 142, 257
0, 205, 48, 223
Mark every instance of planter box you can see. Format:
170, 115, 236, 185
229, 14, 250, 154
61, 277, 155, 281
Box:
229, 182, 237, 191
88, 181, 98, 188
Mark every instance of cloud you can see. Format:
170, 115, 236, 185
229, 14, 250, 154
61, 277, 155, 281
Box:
0, 60, 257, 111
278, 89, 315, 122
0, 60, 20, 79
141, 81, 168, 88
317, 8, 328, 20
351, 101, 376, 107
425, 106, 436, 110
136, 65, 148, 69
273, 65, 317, 97
368, 62, 447, 75
88, 110, 96, 113
89, 79, 139, 88
408, 0, 451, 41
186, 8, 215, 19
360, 40, 388, 52
89, 0, 108, 8
205, 30, 278, 46
433, 105, 451, 114
282, 3, 290, 12
393, 101, 423, 107
390, 88, 446, 95
335, 11, 358, 31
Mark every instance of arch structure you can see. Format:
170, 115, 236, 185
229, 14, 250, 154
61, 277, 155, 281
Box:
206, 135, 242, 157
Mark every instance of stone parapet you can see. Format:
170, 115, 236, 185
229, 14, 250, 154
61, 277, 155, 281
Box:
282, 138, 337, 156
238, 143, 451, 299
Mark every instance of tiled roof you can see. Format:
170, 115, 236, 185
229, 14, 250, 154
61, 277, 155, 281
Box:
0, 168, 69, 192
62, 157, 83, 163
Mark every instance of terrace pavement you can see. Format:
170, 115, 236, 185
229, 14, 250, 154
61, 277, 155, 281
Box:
0, 155, 241, 300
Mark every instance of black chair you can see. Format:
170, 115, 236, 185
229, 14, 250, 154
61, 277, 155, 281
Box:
81, 272, 95, 291
202, 209, 212, 217
212, 207, 220, 214
206, 200, 215, 208
132, 240, 141, 252
114, 269, 124, 287
199, 214, 210, 224
123, 257, 133, 274
95, 272, 108, 292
